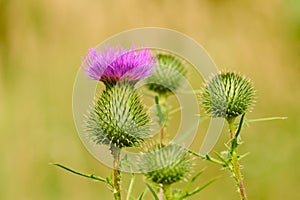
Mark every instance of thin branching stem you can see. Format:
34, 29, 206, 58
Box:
160, 127, 165, 146
126, 173, 135, 200
187, 149, 226, 166
155, 95, 167, 146
228, 113, 247, 200
112, 147, 121, 200
51, 163, 107, 183
231, 151, 247, 200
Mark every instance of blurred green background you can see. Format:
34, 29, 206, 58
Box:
1, 0, 299, 199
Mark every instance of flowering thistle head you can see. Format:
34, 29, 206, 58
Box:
138, 144, 192, 185
146, 54, 187, 96
86, 81, 149, 148
83, 46, 156, 86
200, 71, 255, 120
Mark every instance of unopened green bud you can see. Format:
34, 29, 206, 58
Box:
138, 144, 191, 185
201, 72, 255, 120
86, 81, 149, 148
147, 54, 187, 96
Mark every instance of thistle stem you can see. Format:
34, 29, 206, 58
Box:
159, 186, 164, 200
232, 151, 247, 200
162, 184, 171, 200
227, 117, 236, 139
160, 127, 165, 146
227, 114, 247, 200
112, 147, 121, 200
155, 95, 167, 146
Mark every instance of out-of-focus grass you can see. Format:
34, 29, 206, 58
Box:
0, 0, 299, 199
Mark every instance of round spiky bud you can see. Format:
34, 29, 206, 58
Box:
200, 71, 255, 120
138, 144, 192, 185
146, 54, 187, 96
86, 81, 149, 148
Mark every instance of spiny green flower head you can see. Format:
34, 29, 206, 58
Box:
146, 54, 187, 96
201, 71, 255, 120
138, 144, 192, 185
86, 81, 149, 149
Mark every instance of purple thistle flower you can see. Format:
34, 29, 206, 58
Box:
83, 46, 156, 84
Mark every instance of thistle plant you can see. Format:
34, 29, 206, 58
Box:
199, 71, 255, 200
54, 44, 274, 200
83, 46, 156, 199
86, 82, 149, 199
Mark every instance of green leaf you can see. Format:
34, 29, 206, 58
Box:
184, 178, 217, 198
183, 170, 204, 192
138, 188, 148, 200
51, 163, 107, 183
214, 152, 229, 167
234, 113, 245, 140
106, 173, 114, 187
126, 173, 136, 200
245, 116, 287, 123
187, 149, 226, 166
146, 183, 159, 200
238, 152, 250, 160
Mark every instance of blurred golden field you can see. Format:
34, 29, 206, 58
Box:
0, 0, 300, 199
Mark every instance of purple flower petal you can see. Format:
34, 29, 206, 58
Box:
83, 46, 157, 83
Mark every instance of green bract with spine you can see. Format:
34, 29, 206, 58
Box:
139, 144, 191, 185
201, 72, 255, 120
147, 54, 187, 96
86, 81, 149, 148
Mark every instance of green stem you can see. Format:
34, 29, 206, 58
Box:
245, 116, 287, 123
227, 117, 236, 139
162, 184, 171, 200
159, 186, 163, 200
227, 114, 247, 200
188, 149, 226, 166
51, 163, 108, 183
126, 173, 135, 200
160, 127, 165, 146
155, 95, 168, 146
232, 150, 247, 200
112, 147, 121, 200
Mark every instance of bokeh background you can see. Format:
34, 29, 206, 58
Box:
1, 0, 299, 199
